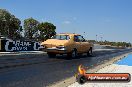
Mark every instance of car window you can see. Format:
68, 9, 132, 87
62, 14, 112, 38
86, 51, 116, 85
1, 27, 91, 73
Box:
78, 36, 85, 41
66, 35, 70, 40
74, 35, 85, 42
74, 36, 79, 42
51, 35, 70, 40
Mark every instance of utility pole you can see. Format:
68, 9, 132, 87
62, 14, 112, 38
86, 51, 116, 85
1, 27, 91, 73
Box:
101, 37, 103, 42
83, 32, 86, 39
96, 35, 97, 42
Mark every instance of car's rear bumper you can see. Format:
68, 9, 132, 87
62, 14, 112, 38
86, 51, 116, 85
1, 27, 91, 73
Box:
44, 48, 68, 54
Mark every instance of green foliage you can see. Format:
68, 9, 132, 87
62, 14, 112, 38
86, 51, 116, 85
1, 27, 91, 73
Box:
87, 40, 96, 43
0, 9, 22, 39
0, 9, 57, 41
24, 18, 39, 40
38, 22, 56, 41
97, 40, 132, 47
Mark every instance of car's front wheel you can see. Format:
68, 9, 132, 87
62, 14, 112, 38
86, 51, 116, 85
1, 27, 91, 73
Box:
87, 47, 93, 56
67, 49, 77, 59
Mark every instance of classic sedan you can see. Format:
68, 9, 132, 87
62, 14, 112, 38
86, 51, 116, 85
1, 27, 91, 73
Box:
41, 33, 93, 59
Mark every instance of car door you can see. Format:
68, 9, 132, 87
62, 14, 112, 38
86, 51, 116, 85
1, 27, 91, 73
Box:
74, 35, 82, 53
77, 35, 89, 52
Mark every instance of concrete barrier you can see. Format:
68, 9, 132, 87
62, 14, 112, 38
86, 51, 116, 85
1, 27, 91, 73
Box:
0, 39, 44, 52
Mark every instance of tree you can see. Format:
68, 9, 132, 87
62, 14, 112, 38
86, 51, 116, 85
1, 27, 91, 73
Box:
38, 22, 56, 41
9, 15, 22, 39
24, 18, 39, 40
0, 9, 22, 39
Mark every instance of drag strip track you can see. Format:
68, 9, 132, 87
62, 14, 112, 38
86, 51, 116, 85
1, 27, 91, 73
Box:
0, 49, 127, 69
0, 49, 131, 87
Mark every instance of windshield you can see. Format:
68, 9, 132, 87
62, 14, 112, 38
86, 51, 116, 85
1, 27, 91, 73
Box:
51, 35, 70, 40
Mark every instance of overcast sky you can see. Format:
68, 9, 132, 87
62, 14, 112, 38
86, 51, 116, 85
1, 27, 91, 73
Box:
0, 0, 132, 42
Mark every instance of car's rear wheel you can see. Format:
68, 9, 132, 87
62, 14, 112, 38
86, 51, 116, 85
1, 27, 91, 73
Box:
47, 53, 56, 58
67, 49, 77, 59
87, 47, 93, 56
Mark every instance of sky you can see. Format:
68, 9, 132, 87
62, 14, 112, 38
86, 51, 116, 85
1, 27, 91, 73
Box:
0, 0, 132, 42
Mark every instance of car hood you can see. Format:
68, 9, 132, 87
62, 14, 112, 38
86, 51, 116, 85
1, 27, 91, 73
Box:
41, 39, 69, 47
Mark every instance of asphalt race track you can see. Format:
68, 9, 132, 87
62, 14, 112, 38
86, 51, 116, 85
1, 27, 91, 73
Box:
0, 49, 131, 87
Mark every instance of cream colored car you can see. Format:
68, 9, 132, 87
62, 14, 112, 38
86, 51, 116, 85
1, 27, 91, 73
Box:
41, 33, 93, 58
